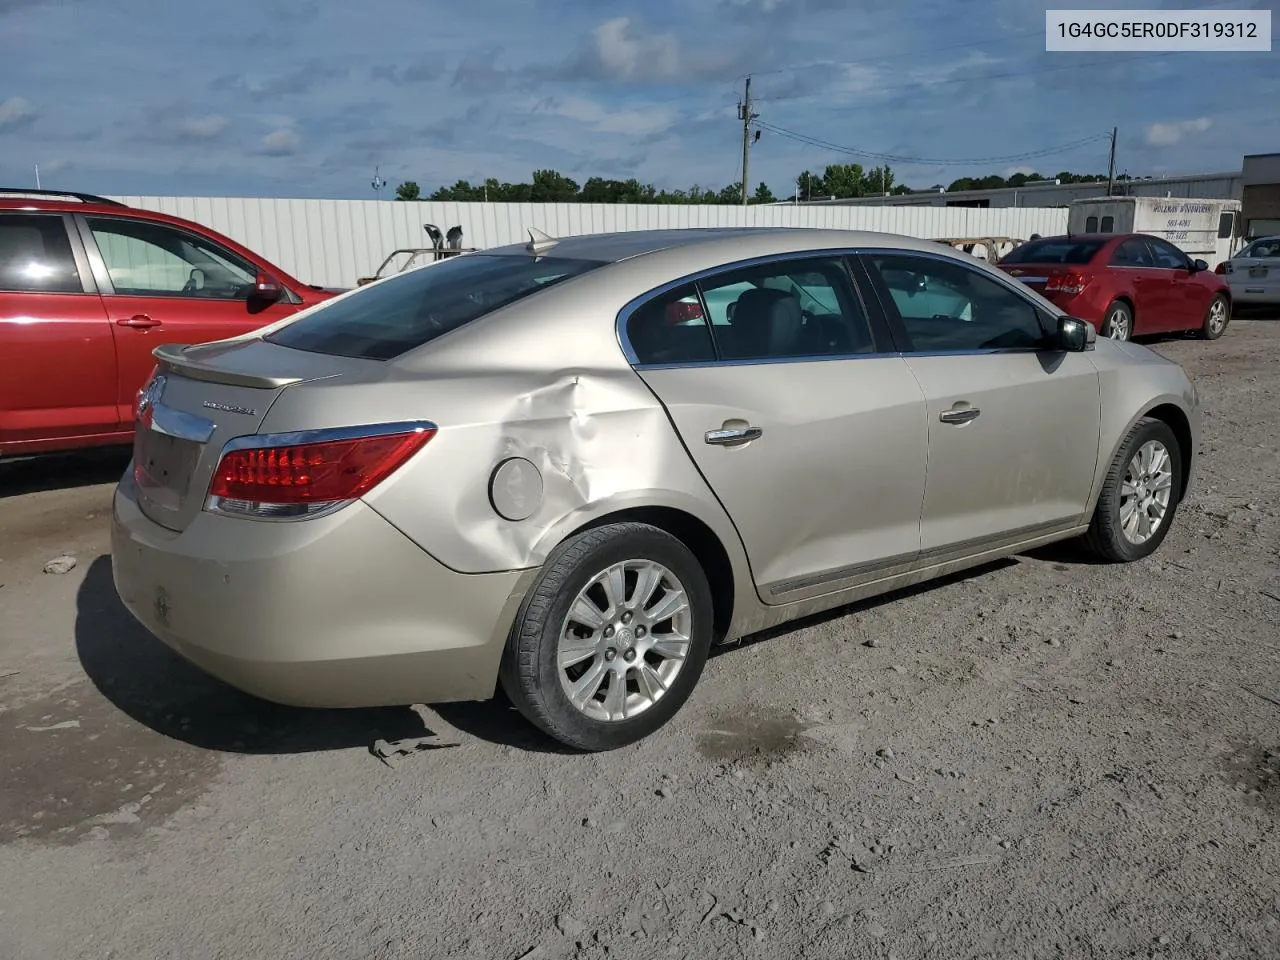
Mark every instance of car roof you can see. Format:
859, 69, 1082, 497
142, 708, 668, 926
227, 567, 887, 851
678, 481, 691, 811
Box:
480, 226, 980, 265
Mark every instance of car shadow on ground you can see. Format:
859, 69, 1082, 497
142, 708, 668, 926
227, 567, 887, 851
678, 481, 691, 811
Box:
0, 449, 131, 499
74, 555, 433, 755
74, 547, 1099, 756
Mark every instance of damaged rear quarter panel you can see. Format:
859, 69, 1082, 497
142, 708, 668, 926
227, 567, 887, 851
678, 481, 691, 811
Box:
255, 265, 755, 600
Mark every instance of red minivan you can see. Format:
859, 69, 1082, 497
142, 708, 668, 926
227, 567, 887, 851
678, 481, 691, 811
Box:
0, 189, 338, 458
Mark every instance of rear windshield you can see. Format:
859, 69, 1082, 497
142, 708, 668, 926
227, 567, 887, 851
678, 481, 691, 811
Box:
1000, 239, 1106, 265
266, 253, 605, 360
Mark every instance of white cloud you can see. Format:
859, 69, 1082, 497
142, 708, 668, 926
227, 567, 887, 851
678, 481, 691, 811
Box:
179, 114, 228, 140
0, 95, 37, 129
259, 127, 300, 156
1144, 117, 1213, 147
532, 95, 674, 137
592, 17, 683, 81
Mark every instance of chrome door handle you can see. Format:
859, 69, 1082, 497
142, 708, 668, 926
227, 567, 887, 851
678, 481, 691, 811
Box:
939, 408, 981, 424
705, 426, 762, 446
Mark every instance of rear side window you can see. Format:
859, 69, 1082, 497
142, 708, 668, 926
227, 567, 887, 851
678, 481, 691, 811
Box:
1001, 238, 1105, 265
0, 213, 82, 294
625, 284, 716, 365
267, 254, 605, 360
1110, 239, 1152, 267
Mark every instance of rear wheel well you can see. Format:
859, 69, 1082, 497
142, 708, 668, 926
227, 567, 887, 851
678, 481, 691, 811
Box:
1143, 403, 1194, 499
570, 507, 735, 640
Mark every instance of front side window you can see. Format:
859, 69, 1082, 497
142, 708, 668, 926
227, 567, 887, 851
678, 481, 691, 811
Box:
697, 257, 874, 360
626, 284, 716, 365
1145, 237, 1190, 270
867, 254, 1049, 352
0, 213, 82, 294
87, 217, 258, 299
269, 253, 605, 360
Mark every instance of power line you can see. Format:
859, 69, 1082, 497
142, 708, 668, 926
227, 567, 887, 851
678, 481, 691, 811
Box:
753, 120, 1112, 167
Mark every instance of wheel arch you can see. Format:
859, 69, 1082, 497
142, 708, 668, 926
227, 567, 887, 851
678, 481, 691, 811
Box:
563, 505, 738, 640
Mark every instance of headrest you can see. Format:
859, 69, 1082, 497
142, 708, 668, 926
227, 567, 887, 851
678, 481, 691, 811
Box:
730, 287, 804, 356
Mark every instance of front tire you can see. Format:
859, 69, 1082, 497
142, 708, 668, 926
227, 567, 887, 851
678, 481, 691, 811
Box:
1101, 300, 1133, 341
1083, 417, 1182, 563
1197, 294, 1230, 340
499, 522, 714, 751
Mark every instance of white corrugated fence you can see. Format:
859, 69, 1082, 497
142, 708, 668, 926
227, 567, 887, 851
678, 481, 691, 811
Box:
110, 196, 1070, 289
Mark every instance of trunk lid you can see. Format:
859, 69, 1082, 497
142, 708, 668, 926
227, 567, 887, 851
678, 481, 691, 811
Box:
133, 338, 371, 532
999, 263, 1080, 296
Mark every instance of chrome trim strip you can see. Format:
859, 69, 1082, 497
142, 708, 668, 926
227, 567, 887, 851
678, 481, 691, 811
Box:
634, 345, 1046, 372
761, 517, 1079, 602
220, 419, 438, 452
149, 403, 216, 443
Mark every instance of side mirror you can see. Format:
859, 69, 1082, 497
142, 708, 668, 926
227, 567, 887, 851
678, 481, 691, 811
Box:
1190, 258, 1209, 273
1057, 315, 1094, 352
251, 271, 283, 302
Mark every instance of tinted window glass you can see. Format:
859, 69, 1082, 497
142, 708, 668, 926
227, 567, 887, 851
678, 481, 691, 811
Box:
1100, 216, 1115, 233
626, 284, 716, 365
1085, 216, 1099, 232
868, 254, 1048, 352
1146, 238, 1188, 270
87, 217, 257, 299
1110, 239, 1153, 267
698, 257, 873, 360
1001, 238, 1105, 265
268, 254, 604, 360
0, 213, 81, 293
1217, 212, 1234, 239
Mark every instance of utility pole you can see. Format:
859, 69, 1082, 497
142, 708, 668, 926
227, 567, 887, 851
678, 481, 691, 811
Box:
1106, 126, 1117, 197
738, 76, 758, 206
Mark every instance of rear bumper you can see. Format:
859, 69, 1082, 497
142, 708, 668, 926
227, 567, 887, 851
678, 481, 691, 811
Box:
111, 470, 534, 708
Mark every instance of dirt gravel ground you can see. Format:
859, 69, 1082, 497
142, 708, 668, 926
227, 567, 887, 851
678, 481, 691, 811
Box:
2, 320, 1279, 960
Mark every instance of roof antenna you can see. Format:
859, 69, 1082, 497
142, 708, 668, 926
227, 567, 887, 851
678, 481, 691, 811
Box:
526, 227, 559, 254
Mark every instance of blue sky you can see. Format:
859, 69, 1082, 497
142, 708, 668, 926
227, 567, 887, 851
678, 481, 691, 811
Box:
0, 0, 1276, 199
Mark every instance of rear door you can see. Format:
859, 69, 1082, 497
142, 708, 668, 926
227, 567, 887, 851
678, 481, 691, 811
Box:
76, 214, 303, 429
1108, 236, 1160, 330
628, 253, 929, 605
859, 251, 1101, 558
0, 211, 118, 453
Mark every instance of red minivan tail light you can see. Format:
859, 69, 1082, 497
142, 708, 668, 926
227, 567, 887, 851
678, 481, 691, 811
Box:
1045, 271, 1088, 296
206, 422, 436, 520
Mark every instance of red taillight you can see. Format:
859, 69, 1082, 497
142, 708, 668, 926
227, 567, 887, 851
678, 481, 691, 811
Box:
207, 426, 435, 518
1046, 271, 1088, 296
1215, 261, 1228, 274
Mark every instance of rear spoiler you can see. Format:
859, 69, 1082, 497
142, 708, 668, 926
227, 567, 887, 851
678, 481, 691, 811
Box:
152, 342, 308, 390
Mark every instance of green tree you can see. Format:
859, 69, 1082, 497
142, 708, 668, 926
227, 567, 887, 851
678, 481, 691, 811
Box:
529, 169, 580, 202
752, 182, 776, 204
395, 180, 421, 201
821, 163, 866, 199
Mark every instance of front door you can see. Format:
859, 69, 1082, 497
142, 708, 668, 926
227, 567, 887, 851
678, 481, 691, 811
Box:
78, 215, 301, 428
0, 212, 118, 453
627, 255, 929, 604
860, 252, 1101, 558
1143, 236, 1207, 332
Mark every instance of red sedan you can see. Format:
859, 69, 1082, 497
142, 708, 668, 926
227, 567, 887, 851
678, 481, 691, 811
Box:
998, 233, 1231, 342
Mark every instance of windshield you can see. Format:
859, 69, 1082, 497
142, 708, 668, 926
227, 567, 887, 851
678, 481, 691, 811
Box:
1001, 238, 1106, 265
266, 253, 606, 360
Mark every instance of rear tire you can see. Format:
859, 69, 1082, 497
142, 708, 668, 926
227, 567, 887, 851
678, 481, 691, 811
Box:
1197, 294, 1230, 340
1101, 301, 1133, 341
1083, 417, 1182, 563
499, 522, 714, 752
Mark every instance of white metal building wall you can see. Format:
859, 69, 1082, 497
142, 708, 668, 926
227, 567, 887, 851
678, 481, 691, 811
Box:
109, 196, 1070, 289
